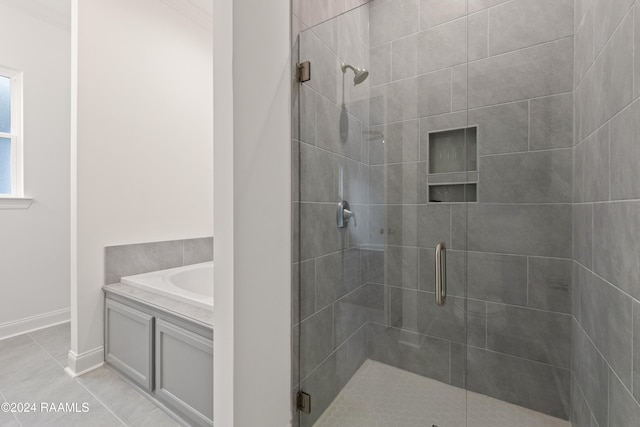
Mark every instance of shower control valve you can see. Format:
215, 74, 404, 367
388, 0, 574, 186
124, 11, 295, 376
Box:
337, 201, 356, 228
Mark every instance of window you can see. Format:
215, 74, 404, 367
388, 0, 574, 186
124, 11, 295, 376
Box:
0, 66, 23, 198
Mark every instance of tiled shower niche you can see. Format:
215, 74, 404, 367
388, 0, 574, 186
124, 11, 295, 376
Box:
428, 127, 478, 203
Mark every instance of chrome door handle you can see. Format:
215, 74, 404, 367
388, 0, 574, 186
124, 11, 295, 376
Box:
435, 242, 446, 306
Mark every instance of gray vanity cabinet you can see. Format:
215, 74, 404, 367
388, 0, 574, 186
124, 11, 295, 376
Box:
104, 294, 213, 427
155, 319, 214, 427
105, 299, 154, 391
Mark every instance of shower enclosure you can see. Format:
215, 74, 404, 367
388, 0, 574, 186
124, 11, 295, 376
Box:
293, 1, 574, 425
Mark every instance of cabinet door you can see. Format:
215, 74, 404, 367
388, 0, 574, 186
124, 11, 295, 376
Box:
155, 319, 213, 427
105, 298, 154, 391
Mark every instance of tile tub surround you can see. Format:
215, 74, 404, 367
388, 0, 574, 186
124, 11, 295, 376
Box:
105, 237, 213, 285
0, 323, 181, 427
571, 0, 640, 425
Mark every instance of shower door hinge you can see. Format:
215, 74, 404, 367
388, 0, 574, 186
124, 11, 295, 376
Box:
297, 61, 311, 82
297, 391, 311, 414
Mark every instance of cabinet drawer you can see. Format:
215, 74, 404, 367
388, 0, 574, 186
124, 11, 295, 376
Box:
105, 299, 154, 391
155, 319, 213, 427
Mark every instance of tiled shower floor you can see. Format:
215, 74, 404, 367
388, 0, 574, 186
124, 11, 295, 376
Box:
314, 360, 569, 427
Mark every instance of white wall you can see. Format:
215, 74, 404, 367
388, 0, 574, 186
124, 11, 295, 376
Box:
213, 0, 292, 425
0, 0, 71, 338
71, 0, 213, 372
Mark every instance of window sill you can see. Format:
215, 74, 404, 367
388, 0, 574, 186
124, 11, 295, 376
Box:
0, 197, 33, 209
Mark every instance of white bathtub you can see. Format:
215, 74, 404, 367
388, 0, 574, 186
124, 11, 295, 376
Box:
120, 262, 213, 311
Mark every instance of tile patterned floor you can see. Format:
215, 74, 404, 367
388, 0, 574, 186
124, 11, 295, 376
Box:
315, 360, 570, 427
0, 323, 181, 427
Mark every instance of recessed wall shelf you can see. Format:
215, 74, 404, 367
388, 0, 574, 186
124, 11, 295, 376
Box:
427, 127, 478, 203
429, 184, 477, 203
427, 172, 479, 184
428, 127, 477, 174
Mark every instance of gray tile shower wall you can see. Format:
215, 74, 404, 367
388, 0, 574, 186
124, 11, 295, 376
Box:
366, 0, 573, 420
288, 0, 640, 424
571, 0, 640, 425
104, 237, 213, 285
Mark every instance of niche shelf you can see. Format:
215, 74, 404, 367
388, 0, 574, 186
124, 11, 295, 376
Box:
427, 127, 478, 203
429, 184, 477, 203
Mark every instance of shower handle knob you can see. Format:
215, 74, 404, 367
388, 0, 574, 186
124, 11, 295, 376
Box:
337, 201, 356, 228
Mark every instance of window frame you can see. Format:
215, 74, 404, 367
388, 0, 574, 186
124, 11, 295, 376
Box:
0, 65, 23, 198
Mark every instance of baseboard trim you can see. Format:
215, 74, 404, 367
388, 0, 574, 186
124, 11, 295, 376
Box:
0, 308, 70, 340
65, 347, 104, 377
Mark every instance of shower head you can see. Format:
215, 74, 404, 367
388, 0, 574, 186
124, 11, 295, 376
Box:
341, 63, 369, 85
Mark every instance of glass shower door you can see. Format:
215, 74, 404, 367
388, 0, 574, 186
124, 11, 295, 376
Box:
294, 1, 575, 426
293, 2, 470, 426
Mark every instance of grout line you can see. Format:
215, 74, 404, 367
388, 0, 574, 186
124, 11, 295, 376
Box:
331, 304, 335, 350
467, 35, 574, 65
608, 123, 611, 201
365, 201, 573, 206
359, 244, 572, 262
487, 7, 491, 57
298, 139, 369, 168
527, 100, 531, 151
578, 1, 635, 94
449, 206, 453, 248
607, 367, 611, 424
576, 65, 639, 143
418, 115, 422, 161
299, 322, 368, 385
591, 203, 594, 271
367, 91, 575, 127
572, 371, 600, 426
450, 68, 454, 112
448, 341, 452, 384
74, 380, 128, 427
368, 31, 571, 88
485, 301, 488, 348
574, 198, 640, 205
368, 0, 519, 50
0, 389, 23, 427
575, 289, 637, 405
593, 0, 635, 60
369, 160, 425, 167
478, 146, 572, 158
574, 258, 640, 307
25, 329, 148, 426
29, 337, 64, 369
314, 257, 318, 313
381, 282, 569, 316
526, 257, 530, 306
371, 318, 572, 370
